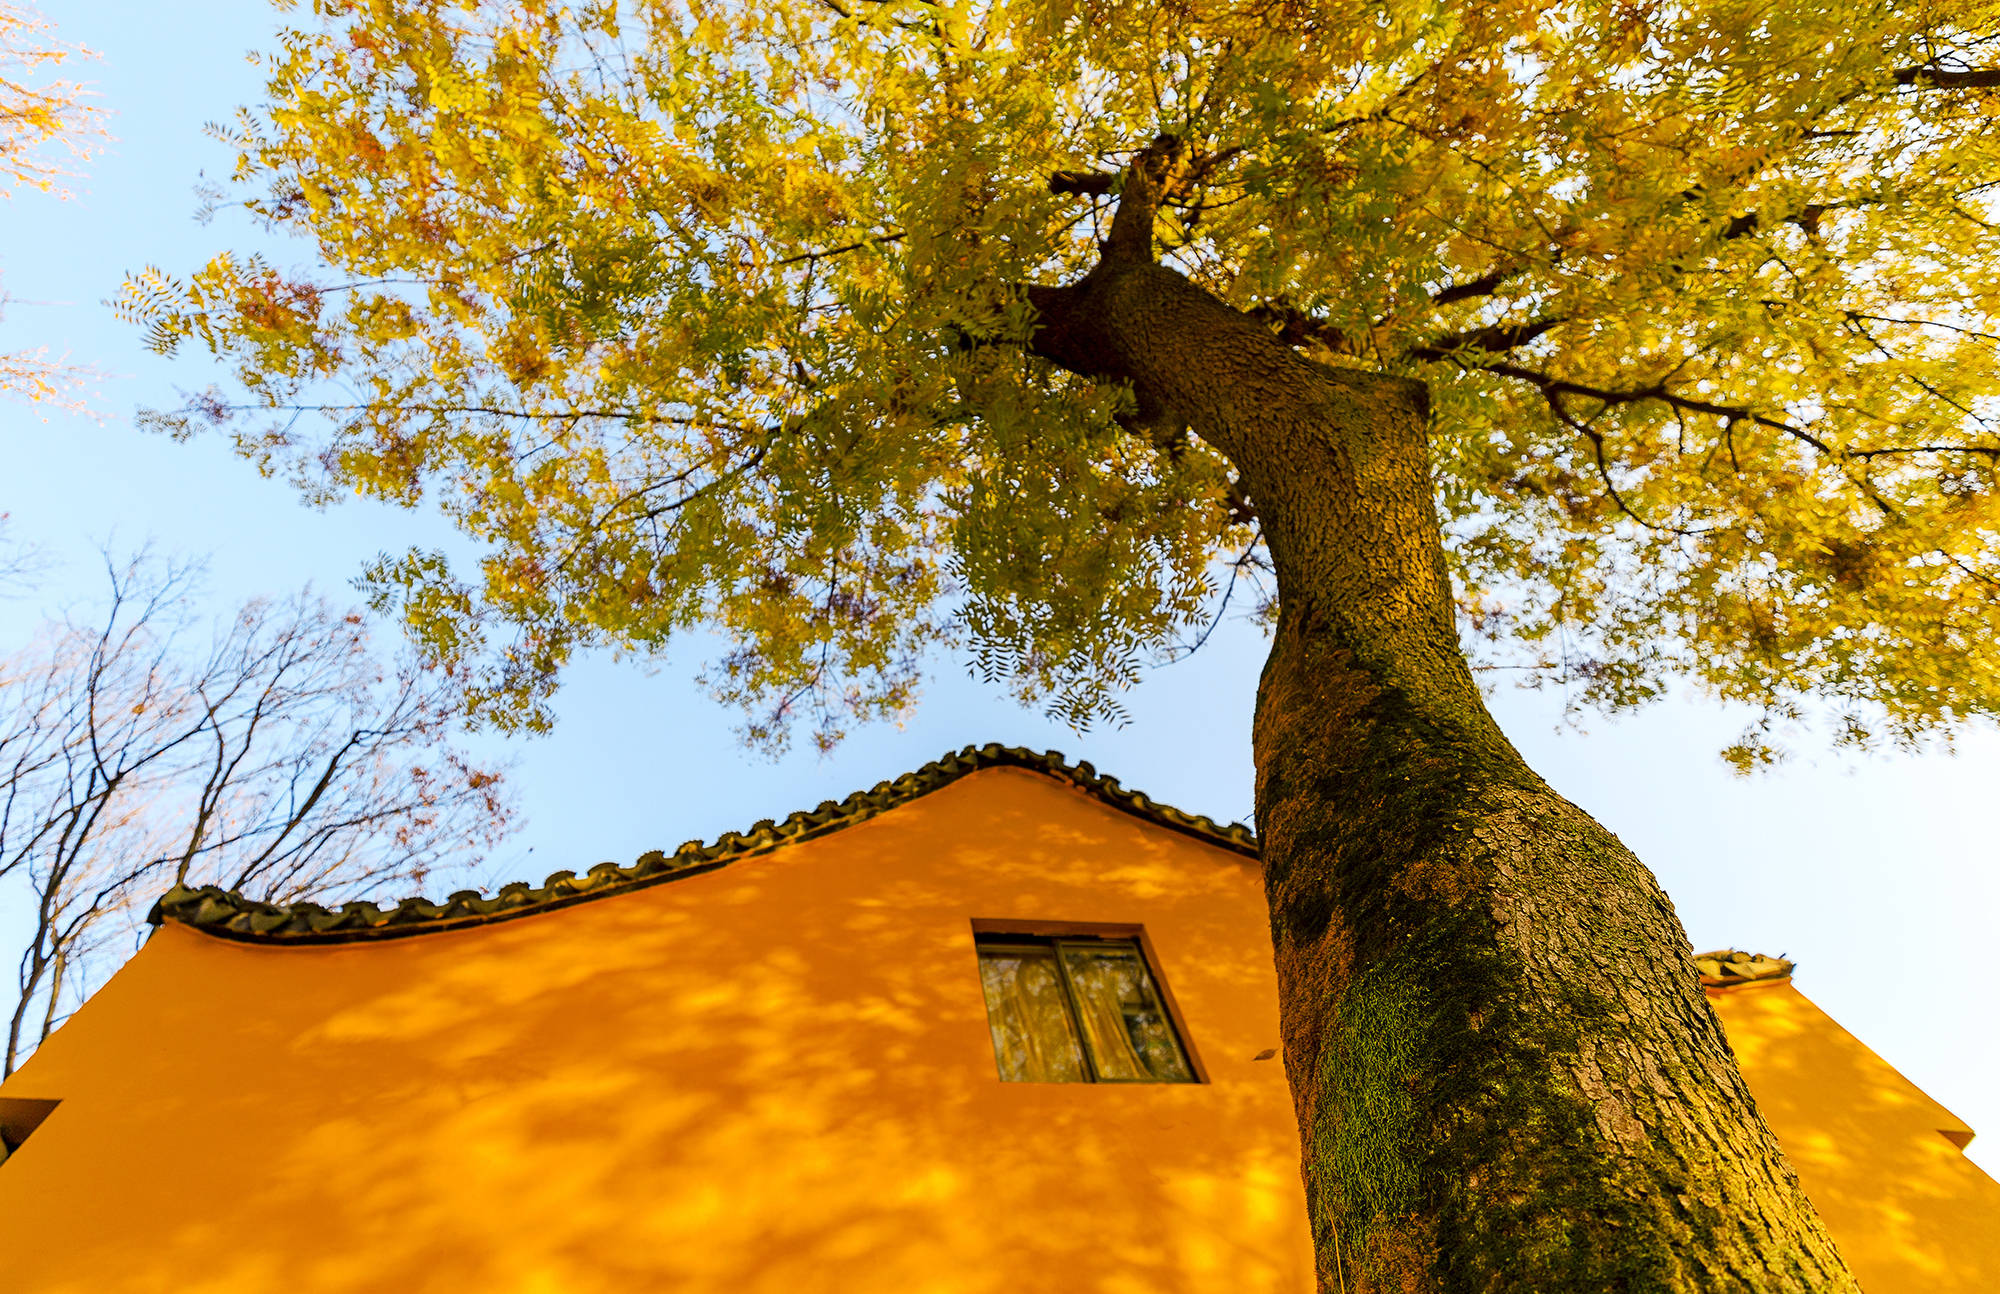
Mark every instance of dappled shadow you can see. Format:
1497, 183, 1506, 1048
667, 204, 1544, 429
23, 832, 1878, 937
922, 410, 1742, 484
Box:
0, 769, 1309, 1294
1714, 981, 2000, 1294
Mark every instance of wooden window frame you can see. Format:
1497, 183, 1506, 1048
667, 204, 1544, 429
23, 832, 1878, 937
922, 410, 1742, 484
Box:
971, 923, 1205, 1084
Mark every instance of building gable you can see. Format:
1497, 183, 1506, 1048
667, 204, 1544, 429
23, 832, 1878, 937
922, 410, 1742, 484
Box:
147, 745, 1257, 944
1, 753, 1993, 1294
1, 764, 1306, 1294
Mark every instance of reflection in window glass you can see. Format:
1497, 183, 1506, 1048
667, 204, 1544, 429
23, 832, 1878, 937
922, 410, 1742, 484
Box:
975, 935, 1195, 1083
978, 947, 1087, 1082
1058, 944, 1194, 1083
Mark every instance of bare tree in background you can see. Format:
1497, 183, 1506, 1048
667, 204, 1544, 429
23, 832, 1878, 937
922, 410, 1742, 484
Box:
0, 555, 514, 1073
0, 515, 38, 592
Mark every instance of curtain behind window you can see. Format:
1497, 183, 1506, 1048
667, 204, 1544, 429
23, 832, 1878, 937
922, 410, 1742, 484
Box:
1058, 945, 1194, 1083
978, 948, 1087, 1082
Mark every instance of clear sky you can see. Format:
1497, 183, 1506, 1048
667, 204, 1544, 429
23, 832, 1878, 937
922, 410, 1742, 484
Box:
5, 0, 1997, 1172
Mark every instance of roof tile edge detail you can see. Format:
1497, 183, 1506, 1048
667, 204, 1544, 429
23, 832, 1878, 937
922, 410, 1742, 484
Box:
146, 744, 1260, 945
1695, 949, 1795, 989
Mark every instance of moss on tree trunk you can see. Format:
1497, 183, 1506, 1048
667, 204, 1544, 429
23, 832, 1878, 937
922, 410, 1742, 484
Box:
1025, 156, 1858, 1288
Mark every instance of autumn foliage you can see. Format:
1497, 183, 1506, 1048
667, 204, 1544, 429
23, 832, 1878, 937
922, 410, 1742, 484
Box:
125, 1, 2000, 761
1, 2, 102, 408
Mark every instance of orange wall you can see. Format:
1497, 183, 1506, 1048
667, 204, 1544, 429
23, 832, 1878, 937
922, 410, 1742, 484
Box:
0, 769, 1312, 1294
1709, 980, 2000, 1294
3, 766, 1995, 1293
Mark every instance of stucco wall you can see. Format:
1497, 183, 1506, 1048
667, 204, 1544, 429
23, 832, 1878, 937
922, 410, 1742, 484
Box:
1710, 980, 2000, 1294
0, 768, 1312, 1294
2, 765, 1994, 1293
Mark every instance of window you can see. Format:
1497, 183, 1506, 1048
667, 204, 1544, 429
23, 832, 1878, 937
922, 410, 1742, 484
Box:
975, 933, 1196, 1083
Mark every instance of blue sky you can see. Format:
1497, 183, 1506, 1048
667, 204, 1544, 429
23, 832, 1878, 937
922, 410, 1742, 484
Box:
5, 0, 1997, 1171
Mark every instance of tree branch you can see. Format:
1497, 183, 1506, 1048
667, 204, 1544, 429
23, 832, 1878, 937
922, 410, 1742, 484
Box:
1410, 318, 1564, 358
1224, 476, 1257, 526
1049, 170, 1115, 197
1431, 268, 1516, 305
1537, 388, 1701, 535
1848, 444, 2000, 460
1103, 134, 1187, 264
1893, 64, 2000, 90
1050, 143, 1240, 204
1476, 361, 1839, 459
1247, 303, 1560, 360
1247, 302, 1354, 354
769, 230, 904, 267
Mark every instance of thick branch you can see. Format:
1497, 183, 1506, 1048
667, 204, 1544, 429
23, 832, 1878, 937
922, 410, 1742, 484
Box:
1249, 303, 1355, 354
1050, 143, 1241, 205
1248, 303, 1561, 361
1103, 134, 1186, 264
1223, 476, 1257, 525
1432, 268, 1516, 305
1410, 318, 1563, 358
1894, 64, 2000, 89
1717, 201, 1844, 242
1049, 170, 1115, 197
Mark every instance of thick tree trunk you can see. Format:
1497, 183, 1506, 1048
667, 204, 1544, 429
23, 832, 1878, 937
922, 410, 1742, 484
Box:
1026, 163, 1858, 1291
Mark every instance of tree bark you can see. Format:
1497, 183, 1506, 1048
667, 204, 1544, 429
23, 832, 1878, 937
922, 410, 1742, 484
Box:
1024, 148, 1858, 1293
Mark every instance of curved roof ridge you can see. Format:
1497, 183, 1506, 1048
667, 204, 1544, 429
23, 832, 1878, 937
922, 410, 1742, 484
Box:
146, 744, 1260, 945
1694, 948, 1795, 989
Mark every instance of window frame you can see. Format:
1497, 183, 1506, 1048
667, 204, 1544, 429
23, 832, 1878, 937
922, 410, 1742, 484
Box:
971, 923, 1205, 1085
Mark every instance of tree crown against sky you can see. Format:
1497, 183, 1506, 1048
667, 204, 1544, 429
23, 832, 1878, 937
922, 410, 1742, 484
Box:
126, 0, 2000, 758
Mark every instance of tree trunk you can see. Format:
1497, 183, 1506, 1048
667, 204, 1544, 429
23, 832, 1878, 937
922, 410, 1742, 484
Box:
1025, 167, 1858, 1291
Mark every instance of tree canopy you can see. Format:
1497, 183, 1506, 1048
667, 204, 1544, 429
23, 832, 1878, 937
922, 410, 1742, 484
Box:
128, 0, 2000, 759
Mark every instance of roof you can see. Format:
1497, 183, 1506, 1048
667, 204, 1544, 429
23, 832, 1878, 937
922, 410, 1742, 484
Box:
1696, 949, 1795, 989
146, 744, 1260, 946
144, 743, 1802, 988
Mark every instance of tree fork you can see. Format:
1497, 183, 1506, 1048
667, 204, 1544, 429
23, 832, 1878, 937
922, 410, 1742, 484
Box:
1024, 139, 1858, 1293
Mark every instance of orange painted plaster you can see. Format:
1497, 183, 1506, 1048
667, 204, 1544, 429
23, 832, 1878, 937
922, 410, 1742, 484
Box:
1709, 979, 2000, 1293
3, 765, 1994, 1292
0, 768, 1311, 1294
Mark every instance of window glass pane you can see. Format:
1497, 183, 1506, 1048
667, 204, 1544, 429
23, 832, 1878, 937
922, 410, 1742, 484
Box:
978, 948, 1088, 1082
1058, 944, 1194, 1083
